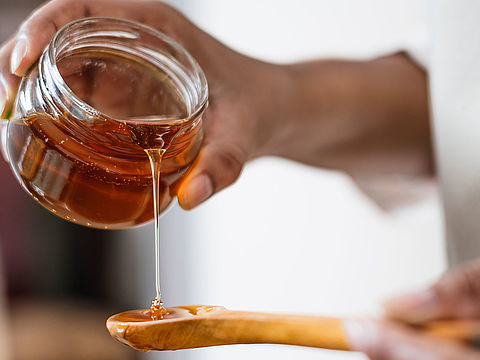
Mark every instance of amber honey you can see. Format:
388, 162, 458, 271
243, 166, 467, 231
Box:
6, 111, 202, 229
112, 306, 223, 323
6, 48, 204, 229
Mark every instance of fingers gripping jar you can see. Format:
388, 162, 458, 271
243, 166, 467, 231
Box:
3, 18, 208, 229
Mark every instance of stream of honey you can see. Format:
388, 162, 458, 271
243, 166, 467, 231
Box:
6, 49, 204, 319
145, 148, 168, 319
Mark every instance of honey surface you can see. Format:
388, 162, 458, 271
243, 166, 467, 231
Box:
111, 305, 224, 323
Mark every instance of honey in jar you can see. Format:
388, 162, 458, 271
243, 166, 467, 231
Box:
2, 18, 208, 230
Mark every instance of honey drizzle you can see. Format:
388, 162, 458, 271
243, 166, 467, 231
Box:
145, 148, 168, 320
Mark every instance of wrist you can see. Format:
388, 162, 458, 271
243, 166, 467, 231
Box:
248, 62, 300, 159
251, 60, 336, 160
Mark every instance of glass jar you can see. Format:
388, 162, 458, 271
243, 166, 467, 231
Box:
2, 17, 208, 229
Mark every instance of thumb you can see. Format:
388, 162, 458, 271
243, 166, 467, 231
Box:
0, 37, 20, 119
177, 141, 246, 210
384, 260, 480, 324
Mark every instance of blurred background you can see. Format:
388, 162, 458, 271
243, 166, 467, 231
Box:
0, 1, 445, 360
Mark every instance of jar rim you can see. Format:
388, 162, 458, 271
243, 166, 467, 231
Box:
44, 16, 208, 125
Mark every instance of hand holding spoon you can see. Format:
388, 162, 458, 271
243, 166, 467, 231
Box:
106, 305, 480, 352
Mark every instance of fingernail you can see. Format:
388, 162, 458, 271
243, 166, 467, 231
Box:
343, 319, 381, 352
384, 289, 437, 322
182, 174, 214, 209
0, 76, 6, 118
10, 38, 28, 75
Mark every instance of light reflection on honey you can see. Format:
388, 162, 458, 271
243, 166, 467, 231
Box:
111, 305, 224, 323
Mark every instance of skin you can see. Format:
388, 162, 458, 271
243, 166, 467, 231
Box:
0, 0, 431, 209
346, 260, 480, 359
0, 1, 474, 359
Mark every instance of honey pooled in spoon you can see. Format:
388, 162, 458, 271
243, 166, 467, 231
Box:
112, 305, 224, 323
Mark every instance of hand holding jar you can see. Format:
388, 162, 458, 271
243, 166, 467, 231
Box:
0, 0, 431, 218
0, 0, 283, 218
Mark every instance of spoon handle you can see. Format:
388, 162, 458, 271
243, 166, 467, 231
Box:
422, 320, 480, 346
207, 311, 349, 350
205, 311, 480, 350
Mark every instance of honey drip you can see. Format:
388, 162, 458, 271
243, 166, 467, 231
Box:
145, 148, 168, 320
149, 297, 168, 320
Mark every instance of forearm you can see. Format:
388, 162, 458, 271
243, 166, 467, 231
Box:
258, 53, 432, 177
0, 0, 432, 211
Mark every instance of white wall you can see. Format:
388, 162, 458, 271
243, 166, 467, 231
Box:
128, 1, 446, 360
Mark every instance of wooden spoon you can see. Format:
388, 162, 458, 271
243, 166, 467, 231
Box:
106, 305, 480, 352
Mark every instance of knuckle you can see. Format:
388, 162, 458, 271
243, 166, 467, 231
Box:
436, 261, 480, 300
456, 264, 480, 299
0, 45, 9, 60
216, 147, 243, 176
154, 1, 179, 16
56, 0, 75, 5
0, 38, 14, 57
22, 0, 72, 32
210, 145, 244, 189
